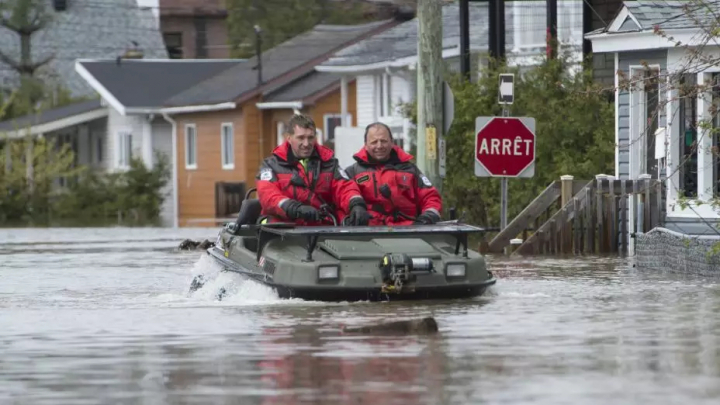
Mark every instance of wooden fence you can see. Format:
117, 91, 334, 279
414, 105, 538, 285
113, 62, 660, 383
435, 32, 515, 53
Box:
486, 174, 666, 255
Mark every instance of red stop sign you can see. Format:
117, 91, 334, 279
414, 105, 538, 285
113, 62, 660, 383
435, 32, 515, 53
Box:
475, 117, 535, 177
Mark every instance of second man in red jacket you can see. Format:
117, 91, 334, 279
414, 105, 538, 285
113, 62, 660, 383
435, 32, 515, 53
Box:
344, 122, 442, 226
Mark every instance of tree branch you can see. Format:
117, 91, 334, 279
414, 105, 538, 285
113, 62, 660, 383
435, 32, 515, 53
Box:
0, 48, 21, 71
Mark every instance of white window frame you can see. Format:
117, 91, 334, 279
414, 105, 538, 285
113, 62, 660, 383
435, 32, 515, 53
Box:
117, 129, 132, 169
323, 113, 352, 143
220, 122, 234, 170
185, 123, 197, 170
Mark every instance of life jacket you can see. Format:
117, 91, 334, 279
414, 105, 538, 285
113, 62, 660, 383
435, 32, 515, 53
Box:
256, 141, 361, 225
345, 145, 442, 226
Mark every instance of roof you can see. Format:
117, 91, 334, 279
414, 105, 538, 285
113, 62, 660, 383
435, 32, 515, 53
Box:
262, 72, 341, 104
317, 2, 507, 70
163, 20, 397, 107
0, 99, 106, 137
588, 0, 720, 35
76, 59, 243, 109
0, 0, 168, 97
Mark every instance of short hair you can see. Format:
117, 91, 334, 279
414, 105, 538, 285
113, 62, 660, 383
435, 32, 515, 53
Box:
287, 114, 316, 135
364, 122, 393, 142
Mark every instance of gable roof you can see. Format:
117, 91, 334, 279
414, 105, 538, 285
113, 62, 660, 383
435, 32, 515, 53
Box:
75, 59, 244, 114
585, 0, 720, 52
256, 71, 345, 110
316, 2, 508, 72
0, 0, 168, 97
0, 99, 107, 138
163, 20, 398, 107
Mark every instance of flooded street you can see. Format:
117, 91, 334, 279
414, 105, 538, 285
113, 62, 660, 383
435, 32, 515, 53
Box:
2, 227, 720, 404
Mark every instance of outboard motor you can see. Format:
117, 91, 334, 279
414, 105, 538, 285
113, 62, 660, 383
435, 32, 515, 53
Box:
379, 253, 434, 294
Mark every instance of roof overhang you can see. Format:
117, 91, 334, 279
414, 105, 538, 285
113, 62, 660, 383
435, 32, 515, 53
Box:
0, 107, 108, 139
315, 46, 466, 73
255, 101, 304, 110
585, 28, 705, 53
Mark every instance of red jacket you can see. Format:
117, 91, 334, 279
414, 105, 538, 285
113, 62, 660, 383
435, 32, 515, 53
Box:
256, 141, 362, 225
345, 145, 442, 226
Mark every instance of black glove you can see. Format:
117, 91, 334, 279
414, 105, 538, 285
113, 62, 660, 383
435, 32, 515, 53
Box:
347, 199, 370, 226
414, 210, 440, 225
282, 200, 320, 222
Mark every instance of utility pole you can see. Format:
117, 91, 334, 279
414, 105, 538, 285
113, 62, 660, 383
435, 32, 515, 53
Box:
416, 0, 443, 190
488, 0, 506, 64
254, 24, 263, 85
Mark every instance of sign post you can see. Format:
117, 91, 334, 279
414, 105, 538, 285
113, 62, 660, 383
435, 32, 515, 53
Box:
475, 73, 535, 237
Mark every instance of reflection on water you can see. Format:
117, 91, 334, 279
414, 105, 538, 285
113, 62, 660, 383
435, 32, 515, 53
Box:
2, 228, 720, 404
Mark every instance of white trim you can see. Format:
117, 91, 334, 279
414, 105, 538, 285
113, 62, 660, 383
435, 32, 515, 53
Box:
696, 72, 713, 201
628, 64, 662, 180
75, 61, 128, 116
586, 29, 705, 53
315, 47, 465, 73
276, 121, 286, 148
667, 201, 720, 219
161, 113, 179, 228
0, 108, 108, 139
607, 6, 642, 32
184, 123, 197, 170
614, 52, 619, 179
666, 76, 680, 213
220, 122, 234, 170
255, 101, 303, 110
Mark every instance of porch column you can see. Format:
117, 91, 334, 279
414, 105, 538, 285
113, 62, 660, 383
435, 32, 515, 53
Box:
340, 75, 349, 126
142, 118, 153, 167
382, 73, 390, 116
697, 72, 714, 201
666, 75, 680, 210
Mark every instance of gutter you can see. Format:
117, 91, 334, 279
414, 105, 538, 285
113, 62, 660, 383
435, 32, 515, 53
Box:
161, 113, 179, 228
255, 101, 303, 110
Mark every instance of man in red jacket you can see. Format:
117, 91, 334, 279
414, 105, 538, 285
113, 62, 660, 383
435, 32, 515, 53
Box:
344, 122, 442, 226
256, 114, 370, 226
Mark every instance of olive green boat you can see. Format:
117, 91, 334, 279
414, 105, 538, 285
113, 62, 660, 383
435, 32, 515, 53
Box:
203, 190, 496, 302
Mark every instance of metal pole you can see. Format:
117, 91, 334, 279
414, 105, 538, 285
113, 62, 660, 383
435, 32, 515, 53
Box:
497, 0, 505, 61
254, 24, 262, 85
500, 105, 510, 231
547, 0, 557, 59
488, 0, 497, 62
459, 0, 470, 78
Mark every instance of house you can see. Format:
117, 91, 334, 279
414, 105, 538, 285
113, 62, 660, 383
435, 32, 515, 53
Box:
0, 0, 168, 97
69, 19, 398, 228
314, 1, 584, 154
157, 0, 231, 59
586, 0, 720, 235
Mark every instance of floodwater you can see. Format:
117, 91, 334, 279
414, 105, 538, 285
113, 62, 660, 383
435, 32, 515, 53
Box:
2, 228, 720, 405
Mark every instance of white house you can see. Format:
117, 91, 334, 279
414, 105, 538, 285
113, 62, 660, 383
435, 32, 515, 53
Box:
315, 1, 583, 156
586, 0, 720, 235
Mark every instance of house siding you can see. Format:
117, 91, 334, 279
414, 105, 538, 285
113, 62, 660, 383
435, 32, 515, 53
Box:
88, 117, 108, 170
175, 107, 245, 226
309, 81, 358, 140
617, 50, 667, 180
107, 108, 145, 172
390, 75, 411, 115
356, 75, 376, 127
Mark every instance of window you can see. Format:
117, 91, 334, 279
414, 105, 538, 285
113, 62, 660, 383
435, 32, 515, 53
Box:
221, 123, 234, 169
323, 114, 352, 150
163, 32, 183, 59
96, 134, 103, 163
276, 121, 286, 147
185, 124, 197, 169
117, 130, 132, 168
678, 74, 697, 198
194, 18, 208, 58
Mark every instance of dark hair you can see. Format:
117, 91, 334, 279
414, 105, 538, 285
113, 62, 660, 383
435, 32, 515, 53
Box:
364, 122, 393, 142
287, 114, 316, 135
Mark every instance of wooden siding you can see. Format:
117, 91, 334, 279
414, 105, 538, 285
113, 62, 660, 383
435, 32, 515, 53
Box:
617, 50, 667, 180
175, 107, 245, 226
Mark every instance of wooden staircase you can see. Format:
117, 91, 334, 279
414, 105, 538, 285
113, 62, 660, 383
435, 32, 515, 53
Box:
487, 175, 666, 255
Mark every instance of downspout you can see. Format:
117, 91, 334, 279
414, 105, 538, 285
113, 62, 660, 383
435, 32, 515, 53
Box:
161, 113, 179, 228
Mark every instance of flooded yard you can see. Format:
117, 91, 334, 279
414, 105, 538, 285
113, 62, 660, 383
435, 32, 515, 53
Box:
2, 227, 720, 404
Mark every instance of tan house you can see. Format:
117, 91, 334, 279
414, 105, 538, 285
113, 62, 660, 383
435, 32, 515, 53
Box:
159, 0, 230, 59
68, 19, 399, 227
